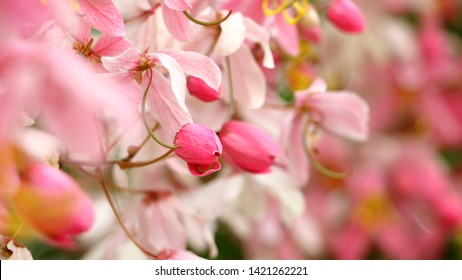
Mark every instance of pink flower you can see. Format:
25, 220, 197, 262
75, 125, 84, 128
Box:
219, 121, 279, 173
187, 76, 220, 102
13, 164, 95, 248
102, 48, 221, 141
327, 0, 366, 33
174, 124, 222, 176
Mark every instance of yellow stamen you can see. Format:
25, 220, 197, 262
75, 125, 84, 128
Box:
262, 0, 289, 16
263, 0, 310, 24
282, 1, 309, 25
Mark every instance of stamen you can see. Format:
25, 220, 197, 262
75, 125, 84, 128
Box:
262, 0, 310, 24
141, 68, 178, 150
262, 0, 290, 16
283, 1, 309, 25
302, 122, 348, 179
182, 10, 232, 26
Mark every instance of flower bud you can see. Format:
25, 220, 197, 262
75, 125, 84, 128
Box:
187, 76, 220, 102
13, 164, 94, 247
174, 123, 222, 176
218, 121, 279, 173
327, 0, 366, 33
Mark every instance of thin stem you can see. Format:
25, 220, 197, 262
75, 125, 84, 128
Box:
77, 167, 147, 195
117, 149, 175, 169
141, 67, 177, 150
183, 10, 232, 26
302, 123, 348, 179
11, 222, 25, 241
96, 168, 157, 258
225, 56, 236, 118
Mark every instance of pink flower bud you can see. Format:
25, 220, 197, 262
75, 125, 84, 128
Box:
174, 123, 222, 176
13, 164, 94, 247
327, 0, 366, 33
218, 121, 279, 173
187, 76, 220, 102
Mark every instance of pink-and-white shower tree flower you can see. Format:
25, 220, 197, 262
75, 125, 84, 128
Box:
283, 79, 369, 185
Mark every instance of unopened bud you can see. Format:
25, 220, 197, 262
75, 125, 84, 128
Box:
327, 0, 366, 33
187, 76, 220, 102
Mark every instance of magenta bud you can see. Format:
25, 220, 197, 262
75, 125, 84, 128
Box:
218, 121, 279, 174
14, 164, 95, 247
174, 123, 222, 176
327, 0, 366, 33
187, 76, 220, 102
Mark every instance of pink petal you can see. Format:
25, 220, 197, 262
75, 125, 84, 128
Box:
225, 46, 266, 109
243, 18, 274, 68
77, 0, 125, 36
147, 70, 193, 140
74, 17, 92, 42
159, 49, 221, 91
101, 48, 142, 73
138, 198, 187, 253
287, 113, 310, 185
214, 12, 246, 56
162, 4, 191, 42
163, 0, 192, 11
274, 14, 300, 56
187, 161, 221, 177
148, 52, 187, 112
309, 92, 369, 141
93, 35, 134, 57
295, 78, 328, 107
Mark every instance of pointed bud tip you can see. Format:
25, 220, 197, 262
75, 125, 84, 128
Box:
187, 76, 220, 102
327, 0, 366, 34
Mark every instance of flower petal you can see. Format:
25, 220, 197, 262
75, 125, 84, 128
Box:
214, 12, 246, 56
147, 70, 192, 140
225, 46, 266, 109
77, 0, 125, 36
243, 18, 274, 69
286, 113, 310, 185
309, 92, 369, 141
159, 49, 221, 91
93, 35, 134, 57
162, 4, 191, 42
148, 52, 188, 112
163, 0, 192, 11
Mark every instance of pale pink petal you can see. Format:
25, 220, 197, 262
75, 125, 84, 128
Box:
77, 0, 125, 36
163, 0, 192, 11
187, 161, 221, 177
166, 250, 205, 260
287, 113, 310, 185
93, 35, 134, 57
162, 4, 191, 42
243, 18, 274, 69
138, 199, 187, 253
159, 49, 221, 91
101, 48, 142, 73
309, 92, 369, 142
148, 70, 193, 140
148, 52, 187, 112
226, 46, 266, 109
214, 12, 246, 56
274, 14, 300, 56
74, 17, 92, 42
295, 78, 328, 107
